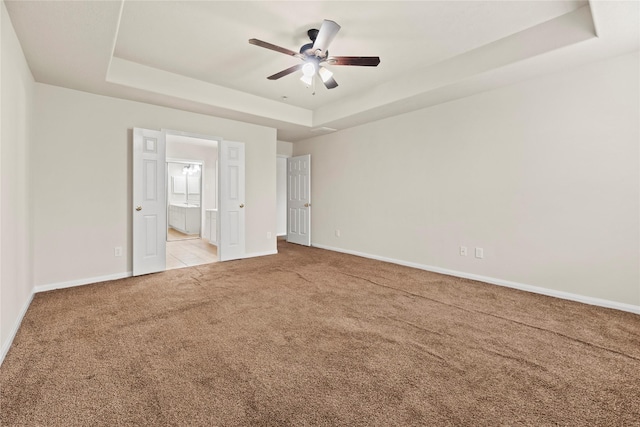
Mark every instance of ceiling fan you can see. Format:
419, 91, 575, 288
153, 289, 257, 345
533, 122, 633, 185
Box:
249, 19, 380, 90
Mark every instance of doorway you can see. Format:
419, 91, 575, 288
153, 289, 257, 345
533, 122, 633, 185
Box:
133, 127, 247, 275
165, 132, 219, 269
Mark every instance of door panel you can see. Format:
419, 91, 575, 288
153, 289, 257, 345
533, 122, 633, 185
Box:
288, 208, 298, 234
219, 140, 246, 261
143, 215, 158, 256
133, 128, 166, 275
143, 160, 157, 199
287, 154, 311, 246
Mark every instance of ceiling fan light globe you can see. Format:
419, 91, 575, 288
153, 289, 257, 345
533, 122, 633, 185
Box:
318, 67, 333, 83
302, 62, 316, 77
300, 74, 313, 86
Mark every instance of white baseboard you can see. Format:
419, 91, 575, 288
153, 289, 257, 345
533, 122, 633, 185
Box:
311, 243, 640, 315
241, 249, 278, 259
1, 292, 34, 366
32, 249, 278, 293
34, 271, 133, 294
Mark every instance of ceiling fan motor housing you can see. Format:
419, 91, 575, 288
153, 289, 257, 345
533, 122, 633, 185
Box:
300, 28, 329, 58
307, 28, 319, 41
299, 42, 314, 54
300, 45, 328, 59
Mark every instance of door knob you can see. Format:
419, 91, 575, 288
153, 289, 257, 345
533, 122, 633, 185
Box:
239, 204, 245, 208
136, 206, 142, 211
304, 203, 311, 207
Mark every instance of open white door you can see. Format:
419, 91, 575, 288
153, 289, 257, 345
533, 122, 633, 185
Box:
287, 154, 311, 246
133, 128, 167, 275
218, 140, 246, 261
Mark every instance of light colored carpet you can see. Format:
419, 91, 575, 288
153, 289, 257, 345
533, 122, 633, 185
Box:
2, 241, 639, 426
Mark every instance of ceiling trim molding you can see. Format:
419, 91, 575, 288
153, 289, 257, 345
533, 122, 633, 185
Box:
105, 5, 597, 138
106, 57, 313, 127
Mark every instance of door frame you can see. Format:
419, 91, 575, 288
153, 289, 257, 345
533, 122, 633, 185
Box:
133, 128, 249, 273
163, 129, 221, 254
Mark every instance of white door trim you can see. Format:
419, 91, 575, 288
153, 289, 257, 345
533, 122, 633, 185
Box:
163, 128, 223, 142
165, 129, 221, 250
134, 129, 248, 270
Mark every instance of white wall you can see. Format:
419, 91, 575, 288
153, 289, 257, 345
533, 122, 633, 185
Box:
32, 83, 277, 288
1, 1, 35, 360
294, 51, 640, 309
277, 140, 293, 157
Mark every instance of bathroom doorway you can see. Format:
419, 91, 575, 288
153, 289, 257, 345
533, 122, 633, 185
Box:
165, 131, 219, 269
133, 128, 245, 275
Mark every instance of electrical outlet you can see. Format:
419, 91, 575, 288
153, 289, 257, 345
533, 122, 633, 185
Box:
475, 247, 484, 259
460, 246, 467, 256
267, 232, 272, 239
335, 229, 341, 237
114, 247, 123, 257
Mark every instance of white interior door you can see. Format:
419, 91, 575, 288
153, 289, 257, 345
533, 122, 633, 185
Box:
133, 128, 166, 275
219, 140, 245, 261
287, 154, 311, 246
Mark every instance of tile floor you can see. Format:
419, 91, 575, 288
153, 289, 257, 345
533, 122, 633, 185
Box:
166, 236, 217, 270
167, 227, 198, 241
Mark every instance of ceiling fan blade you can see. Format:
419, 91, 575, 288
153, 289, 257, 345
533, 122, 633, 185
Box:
323, 76, 338, 89
249, 38, 302, 58
267, 64, 304, 80
326, 56, 381, 66
312, 20, 341, 54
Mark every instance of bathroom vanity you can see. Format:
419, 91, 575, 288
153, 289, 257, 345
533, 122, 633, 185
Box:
169, 203, 200, 235
205, 209, 217, 244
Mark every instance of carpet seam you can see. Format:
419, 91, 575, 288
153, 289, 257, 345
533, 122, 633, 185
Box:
338, 271, 640, 362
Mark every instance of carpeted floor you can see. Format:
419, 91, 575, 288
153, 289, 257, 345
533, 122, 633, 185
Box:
1, 241, 639, 426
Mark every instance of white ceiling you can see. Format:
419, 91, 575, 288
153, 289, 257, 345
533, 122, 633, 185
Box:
5, 1, 639, 141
